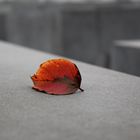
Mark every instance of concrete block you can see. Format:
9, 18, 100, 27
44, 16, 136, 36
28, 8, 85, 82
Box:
110, 40, 140, 76
1, 41, 140, 140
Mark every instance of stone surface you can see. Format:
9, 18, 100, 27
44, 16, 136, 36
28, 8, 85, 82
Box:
110, 40, 140, 76
0, 41, 140, 140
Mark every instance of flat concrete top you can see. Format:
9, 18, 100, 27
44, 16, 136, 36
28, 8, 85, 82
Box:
114, 40, 140, 49
1, 41, 140, 140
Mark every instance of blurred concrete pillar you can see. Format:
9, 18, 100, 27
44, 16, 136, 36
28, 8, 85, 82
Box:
7, 1, 140, 67
110, 40, 140, 76
0, 3, 11, 41
100, 5, 140, 68
60, 4, 108, 66
6, 2, 63, 55
6, 2, 108, 66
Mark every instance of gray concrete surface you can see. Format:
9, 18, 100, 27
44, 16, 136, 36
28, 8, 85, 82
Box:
0, 41, 140, 140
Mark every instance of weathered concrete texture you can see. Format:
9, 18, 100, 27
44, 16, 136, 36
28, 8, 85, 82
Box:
110, 40, 140, 76
1, 41, 140, 140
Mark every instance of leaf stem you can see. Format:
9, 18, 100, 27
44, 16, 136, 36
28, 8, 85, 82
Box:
79, 87, 84, 92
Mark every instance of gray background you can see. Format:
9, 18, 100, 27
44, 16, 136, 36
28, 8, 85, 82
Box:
0, 1, 140, 76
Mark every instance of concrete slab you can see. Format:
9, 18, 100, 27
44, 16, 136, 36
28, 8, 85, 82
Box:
0, 41, 140, 140
110, 40, 140, 76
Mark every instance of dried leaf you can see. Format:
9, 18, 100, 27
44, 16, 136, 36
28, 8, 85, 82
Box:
31, 58, 84, 95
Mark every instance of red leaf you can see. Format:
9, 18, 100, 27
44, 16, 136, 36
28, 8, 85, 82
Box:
31, 58, 84, 95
